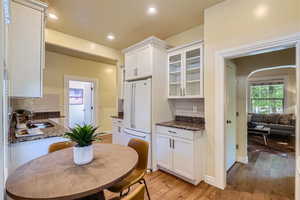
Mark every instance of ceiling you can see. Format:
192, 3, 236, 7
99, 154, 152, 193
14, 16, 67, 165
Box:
45, 0, 223, 50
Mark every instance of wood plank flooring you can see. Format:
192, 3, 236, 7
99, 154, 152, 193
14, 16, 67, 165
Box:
103, 134, 295, 200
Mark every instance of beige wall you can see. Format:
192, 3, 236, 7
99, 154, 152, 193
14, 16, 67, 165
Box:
46, 29, 124, 105
165, 25, 204, 47
204, 0, 300, 177
45, 29, 123, 64
13, 51, 117, 132
230, 48, 296, 160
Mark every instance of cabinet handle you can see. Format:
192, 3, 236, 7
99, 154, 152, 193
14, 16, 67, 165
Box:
134, 68, 138, 76
168, 130, 177, 134
172, 139, 175, 149
118, 127, 121, 133
169, 138, 172, 148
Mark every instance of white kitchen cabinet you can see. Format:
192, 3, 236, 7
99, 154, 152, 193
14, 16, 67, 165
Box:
156, 134, 173, 170
156, 125, 204, 185
112, 118, 128, 146
124, 51, 137, 81
123, 37, 167, 81
172, 137, 194, 180
8, 137, 68, 174
8, 0, 47, 97
168, 41, 204, 99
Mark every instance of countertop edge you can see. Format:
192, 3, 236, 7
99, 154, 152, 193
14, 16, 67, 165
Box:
156, 122, 205, 132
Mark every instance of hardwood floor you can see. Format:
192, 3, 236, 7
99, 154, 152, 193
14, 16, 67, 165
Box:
103, 134, 295, 200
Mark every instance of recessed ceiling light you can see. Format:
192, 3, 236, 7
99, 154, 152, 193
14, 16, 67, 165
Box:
48, 13, 58, 20
147, 7, 157, 15
107, 34, 115, 41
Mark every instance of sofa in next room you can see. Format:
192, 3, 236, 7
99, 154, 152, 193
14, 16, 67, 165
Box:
248, 113, 296, 137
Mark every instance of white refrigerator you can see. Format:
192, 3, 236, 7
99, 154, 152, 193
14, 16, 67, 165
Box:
124, 78, 152, 168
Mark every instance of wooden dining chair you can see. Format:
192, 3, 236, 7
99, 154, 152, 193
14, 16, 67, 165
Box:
108, 138, 150, 200
48, 141, 74, 153
109, 185, 145, 200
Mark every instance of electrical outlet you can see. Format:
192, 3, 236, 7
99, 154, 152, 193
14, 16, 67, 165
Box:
193, 105, 198, 113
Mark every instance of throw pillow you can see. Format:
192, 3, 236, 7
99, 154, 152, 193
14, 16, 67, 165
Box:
278, 114, 293, 125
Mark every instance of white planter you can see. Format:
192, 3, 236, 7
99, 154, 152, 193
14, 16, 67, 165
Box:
73, 144, 94, 165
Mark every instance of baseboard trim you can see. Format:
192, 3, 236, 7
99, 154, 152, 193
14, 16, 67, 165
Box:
204, 175, 216, 186
237, 156, 248, 164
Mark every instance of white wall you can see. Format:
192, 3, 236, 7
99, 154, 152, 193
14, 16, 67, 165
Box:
0, 2, 4, 199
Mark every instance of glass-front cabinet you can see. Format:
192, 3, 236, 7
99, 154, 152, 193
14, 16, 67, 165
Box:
167, 41, 203, 98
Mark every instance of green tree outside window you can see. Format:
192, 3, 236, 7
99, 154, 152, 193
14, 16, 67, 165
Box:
249, 83, 284, 114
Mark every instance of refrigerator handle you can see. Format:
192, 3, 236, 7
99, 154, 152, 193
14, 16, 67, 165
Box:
130, 84, 133, 128
131, 83, 136, 129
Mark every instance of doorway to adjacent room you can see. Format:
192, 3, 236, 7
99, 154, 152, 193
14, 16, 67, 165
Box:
214, 34, 300, 200
64, 76, 98, 128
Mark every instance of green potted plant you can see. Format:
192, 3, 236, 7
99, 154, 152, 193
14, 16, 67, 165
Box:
64, 124, 100, 165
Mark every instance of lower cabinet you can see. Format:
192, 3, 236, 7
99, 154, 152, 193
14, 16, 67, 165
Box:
8, 137, 69, 174
112, 118, 127, 145
156, 125, 204, 185
157, 134, 173, 169
172, 137, 194, 180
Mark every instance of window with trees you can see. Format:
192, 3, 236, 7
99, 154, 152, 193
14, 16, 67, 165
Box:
249, 81, 285, 114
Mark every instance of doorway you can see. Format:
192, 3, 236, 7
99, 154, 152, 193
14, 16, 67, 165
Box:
214, 34, 300, 200
68, 80, 94, 127
64, 76, 98, 128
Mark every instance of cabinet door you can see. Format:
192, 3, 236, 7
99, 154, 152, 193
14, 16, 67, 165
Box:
137, 45, 152, 78
112, 125, 119, 144
183, 45, 203, 98
172, 137, 194, 180
125, 52, 137, 81
168, 52, 183, 98
157, 134, 173, 170
9, 1, 44, 97
132, 79, 151, 133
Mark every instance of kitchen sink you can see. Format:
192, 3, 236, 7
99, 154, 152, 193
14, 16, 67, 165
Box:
27, 122, 54, 129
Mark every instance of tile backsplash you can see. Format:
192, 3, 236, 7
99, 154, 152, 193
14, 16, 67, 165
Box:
171, 99, 204, 118
12, 94, 64, 113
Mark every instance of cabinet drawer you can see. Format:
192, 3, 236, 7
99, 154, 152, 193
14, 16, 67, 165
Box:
156, 125, 194, 140
112, 118, 123, 127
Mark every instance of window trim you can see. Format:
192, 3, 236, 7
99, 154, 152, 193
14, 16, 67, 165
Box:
247, 76, 288, 114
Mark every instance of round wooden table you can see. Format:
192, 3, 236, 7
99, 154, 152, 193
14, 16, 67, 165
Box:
6, 144, 138, 200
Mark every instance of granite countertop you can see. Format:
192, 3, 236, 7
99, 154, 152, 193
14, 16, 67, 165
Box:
10, 118, 69, 144
156, 121, 205, 131
156, 116, 205, 131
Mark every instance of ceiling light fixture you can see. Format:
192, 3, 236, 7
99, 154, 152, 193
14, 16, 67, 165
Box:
107, 34, 115, 41
147, 7, 157, 15
48, 13, 58, 20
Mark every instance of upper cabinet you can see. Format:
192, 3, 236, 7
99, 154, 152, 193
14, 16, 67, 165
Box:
8, 0, 47, 97
123, 37, 167, 81
167, 41, 204, 99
